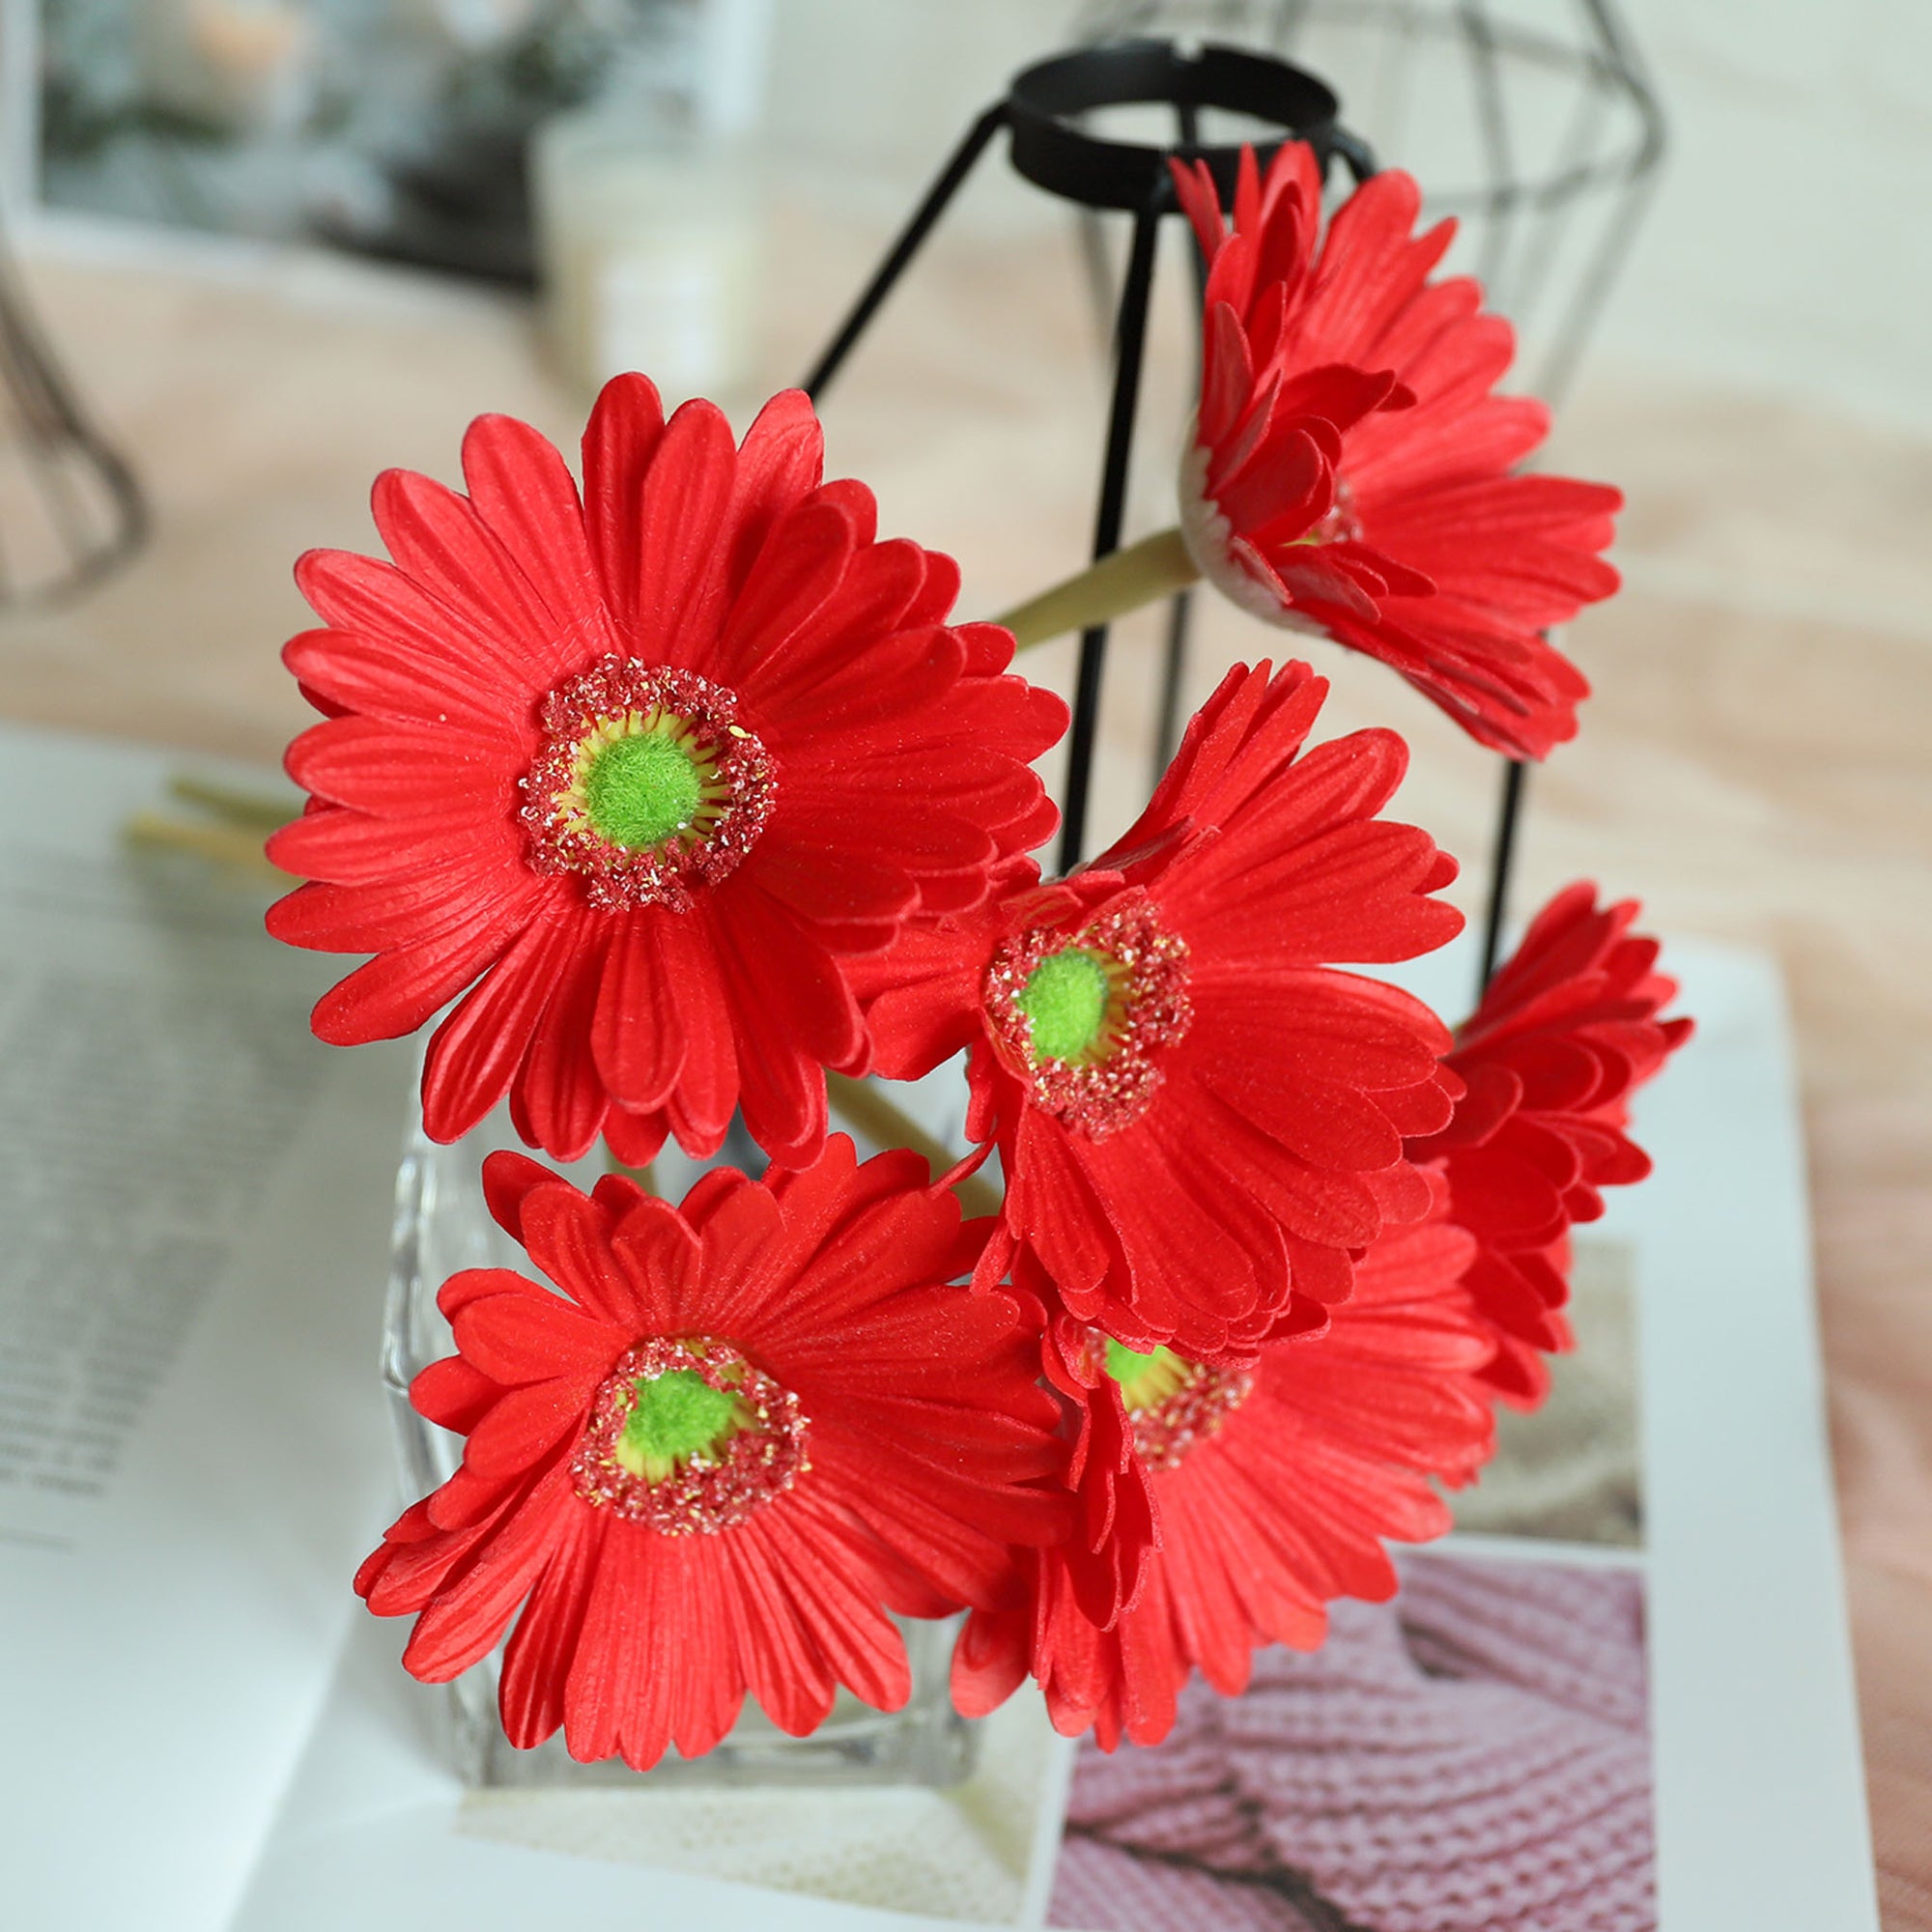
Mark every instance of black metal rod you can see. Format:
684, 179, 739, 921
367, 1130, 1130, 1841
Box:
0, 237, 146, 607
1478, 757, 1529, 994
1151, 585, 1194, 786
1057, 199, 1163, 875
1149, 93, 1208, 793
1458, 0, 1519, 292
802, 105, 1008, 403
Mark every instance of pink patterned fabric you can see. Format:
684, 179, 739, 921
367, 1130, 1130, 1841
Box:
1050, 1553, 1654, 1932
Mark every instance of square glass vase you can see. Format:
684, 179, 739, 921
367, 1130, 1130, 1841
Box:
383, 1098, 980, 1791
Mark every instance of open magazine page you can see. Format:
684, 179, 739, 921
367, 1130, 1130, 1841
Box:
1048, 1238, 1649, 1932
1046, 940, 1879, 1932
226, 935, 1879, 1931
0, 724, 412, 1932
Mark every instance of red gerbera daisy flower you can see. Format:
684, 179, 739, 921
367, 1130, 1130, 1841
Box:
1410, 882, 1692, 1405
355, 1136, 1070, 1771
1169, 143, 1623, 759
855, 660, 1464, 1364
952, 1189, 1495, 1749
267, 375, 1066, 1167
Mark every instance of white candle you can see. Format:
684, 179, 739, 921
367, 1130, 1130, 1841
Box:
135, 0, 314, 132
532, 110, 766, 406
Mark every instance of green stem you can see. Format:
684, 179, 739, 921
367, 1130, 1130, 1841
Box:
125, 810, 286, 878
604, 1151, 658, 1194
993, 526, 1200, 650
826, 1073, 1001, 1221
167, 774, 297, 832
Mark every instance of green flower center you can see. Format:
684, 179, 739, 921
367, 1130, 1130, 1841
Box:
1016, 947, 1114, 1062
582, 726, 707, 851
983, 903, 1194, 1139
1104, 1338, 1192, 1412
615, 1366, 753, 1484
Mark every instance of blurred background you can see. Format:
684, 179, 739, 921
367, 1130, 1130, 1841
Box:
0, 3, 1929, 1918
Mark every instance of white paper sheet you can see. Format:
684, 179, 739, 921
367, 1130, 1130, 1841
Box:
0, 724, 412, 1931
1613, 944, 1878, 1930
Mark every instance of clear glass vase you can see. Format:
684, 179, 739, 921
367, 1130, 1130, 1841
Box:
382, 1093, 980, 1792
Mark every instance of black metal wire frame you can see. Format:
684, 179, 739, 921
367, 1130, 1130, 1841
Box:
0, 236, 147, 610
1061, 198, 1162, 873
1074, 2, 1667, 303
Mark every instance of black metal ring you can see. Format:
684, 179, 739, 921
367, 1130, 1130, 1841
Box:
1004, 39, 1344, 212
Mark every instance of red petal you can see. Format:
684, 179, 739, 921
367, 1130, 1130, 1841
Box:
507, 917, 612, 1160
461, 412, 609, 644
497, 1502, 604, 1749
623, 399, 739, 663
589, 914, 688, 1115
580, 372, 667, 638
421, 913, 585, 1144
400, 1463, 575, 1681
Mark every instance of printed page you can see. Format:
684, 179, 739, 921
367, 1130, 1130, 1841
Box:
0, 724, 412, 1931
1041, 940, 1879, 1932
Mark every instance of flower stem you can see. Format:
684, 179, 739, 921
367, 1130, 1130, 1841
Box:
166, 774, 296, 832
125, 810, 287, 879
605, 1151, 658, 1194
826, 1073, 1001, 1221
992, 526, 1199, 650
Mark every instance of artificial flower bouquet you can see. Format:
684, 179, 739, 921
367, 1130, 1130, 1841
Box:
268, 145, 1690, 1772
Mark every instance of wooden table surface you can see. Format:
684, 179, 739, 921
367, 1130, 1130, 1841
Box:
5, 206, 1930, 1926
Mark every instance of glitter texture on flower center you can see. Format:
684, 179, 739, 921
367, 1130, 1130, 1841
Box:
1097, 1334, 1252, 1472
572, 1338, 808, 1535
984, 900, 1193, 1138
521, 658, 776, 912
